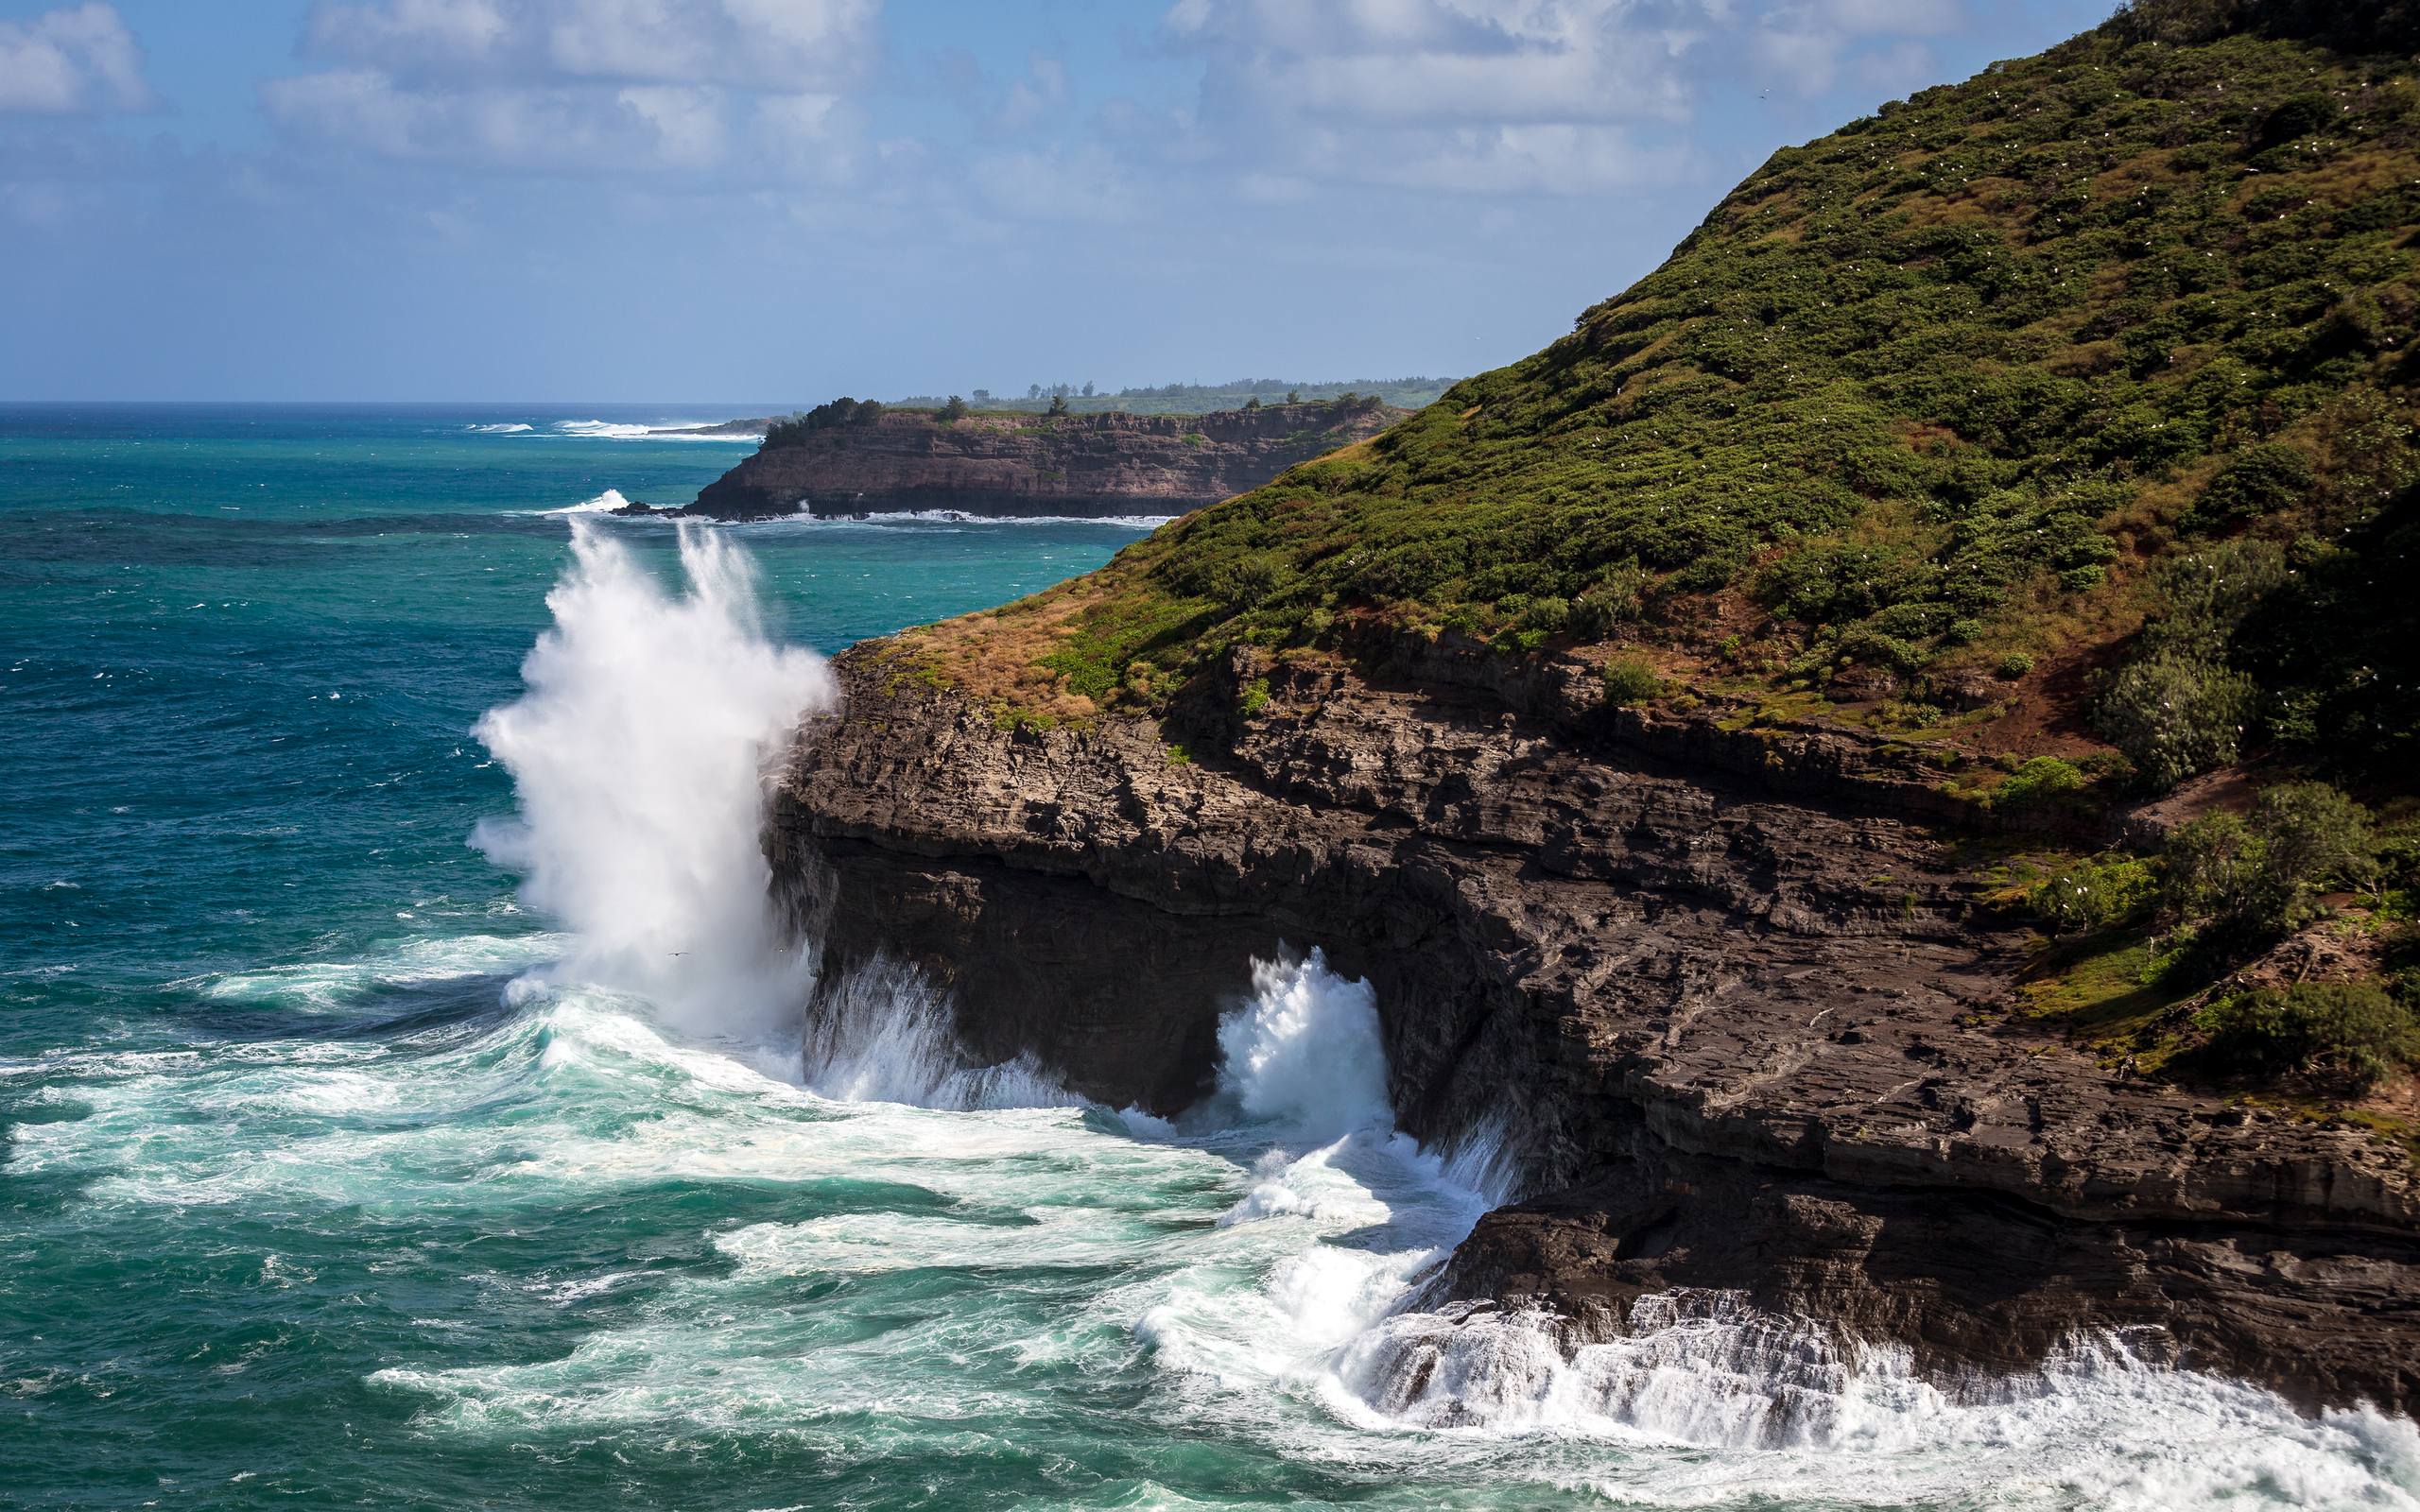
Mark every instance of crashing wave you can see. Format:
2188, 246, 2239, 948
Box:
470, 516, 829, 1040
554, 420, 759, 442
798, 952, 1073, 1111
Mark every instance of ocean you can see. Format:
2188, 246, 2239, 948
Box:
3, 404, 2413, 1511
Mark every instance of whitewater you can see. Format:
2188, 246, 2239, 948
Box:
4, 405, 2415, 1510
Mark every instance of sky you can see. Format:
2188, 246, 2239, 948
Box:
0, 0, 2116, 404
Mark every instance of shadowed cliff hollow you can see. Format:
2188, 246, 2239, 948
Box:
769, 0, 2420, 1413
660, 399, 1401, 521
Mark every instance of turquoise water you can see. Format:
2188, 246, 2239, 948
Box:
5, 405, 2416, 1511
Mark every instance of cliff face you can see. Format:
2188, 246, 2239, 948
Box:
680, 404, 1398, 520
769, 646, 2419, 1413
755, 5, 2420, 1418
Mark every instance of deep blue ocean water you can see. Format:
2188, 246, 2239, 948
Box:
4, 405, 2414, 1512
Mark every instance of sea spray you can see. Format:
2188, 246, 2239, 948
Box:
1137, 950, 1520, 1393
1212, 950, 1394, 1143
799, 953, 1071, 1109
471, 517, 831, 1038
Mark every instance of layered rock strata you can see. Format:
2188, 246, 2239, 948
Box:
659, 404, 1398, 521
767, 644, 2420, 1415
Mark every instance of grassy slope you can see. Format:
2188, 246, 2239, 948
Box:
893, 6, 2420, 786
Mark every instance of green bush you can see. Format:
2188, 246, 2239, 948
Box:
2094, 652, 2258, 790
1996, 652, 2035, 680
2160, 812, 2272, 926
2159, 782, 2379, 941
2188, 443, 2314, 530
2196, 981, 2419, 1093
2029, 854, 2157, 934
1237, 678, 1271, 716
2252, 781, 2378, 899
1996, 755, 2088, 816
1601, 656, 1665, 707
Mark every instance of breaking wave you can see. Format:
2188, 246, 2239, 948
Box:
798, 953, 1073, 1111
554, 420, 759, 442
544, 488, 632, 515
469, 516, 830, 1040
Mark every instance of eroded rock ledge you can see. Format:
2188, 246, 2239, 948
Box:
766, 644, 2420, 1415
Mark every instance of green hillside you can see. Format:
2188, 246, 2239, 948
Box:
925, 1, 2416, 786
879, 1, 2420, 1120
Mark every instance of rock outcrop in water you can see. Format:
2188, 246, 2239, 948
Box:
650, 402, 1399, 521
769, 641, 2419, 1414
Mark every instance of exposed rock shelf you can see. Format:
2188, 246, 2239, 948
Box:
639, 403, 1399, 521
767, 646, 2420, 1415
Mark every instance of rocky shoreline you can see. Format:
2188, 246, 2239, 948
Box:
766, 642, 2420, 1416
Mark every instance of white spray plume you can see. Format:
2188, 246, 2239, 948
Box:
472, 516, 833, 1037
1214, 949, 1395, 1144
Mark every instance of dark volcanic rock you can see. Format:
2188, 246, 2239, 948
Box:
765, 647, 2420, 1415
686, 403, 1397, 521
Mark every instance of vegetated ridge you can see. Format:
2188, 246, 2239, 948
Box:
768, 0, 2420, 1415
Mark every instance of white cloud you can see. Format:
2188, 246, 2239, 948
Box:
976, 145, 1137, 224
271, 0, 879, 177
997, 55, 1067, 131
303, 0, 878, 88
0, 3, 152, 115
1167, 0, 1699, 128
259, 68, 742, 172
1161, 0, 1984, 194
1374, 122, 1667, 196
305, 0, 511, 70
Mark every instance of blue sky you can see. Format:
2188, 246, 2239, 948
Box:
1, 0, 2113, 403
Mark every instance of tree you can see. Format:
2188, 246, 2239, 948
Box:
1028, 384, 1042, 400
1081, 380, 1095, 397
1287, 389, 1301, 404
1242, 396, 1261, 411
1047, 393, 1070, 417
972, 388, 993, 404
941, 395, 970, 422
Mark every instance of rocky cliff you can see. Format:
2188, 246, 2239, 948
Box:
769, 640, 2417, 1413
757, 1, 2420, 1418
666, 403, 1398, 521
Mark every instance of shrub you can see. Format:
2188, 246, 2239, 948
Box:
2187, 444, 2313, 531
1237, 678, 1271, 716
1997, 755, 2088, 816
2029, 854, 2157, 934
941, 395, 970, 422
2160, 782, 2379, 941
2161, 812, 2267, 924
1601, 656, 1665, 707
1517, 595, 1572, 636
2251, 781, 2377, 900
1568, 565, 1650, 641
2196, 981, 2419, 1093
1996, 652, 2035, 680
2094, 651, 2257, 790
